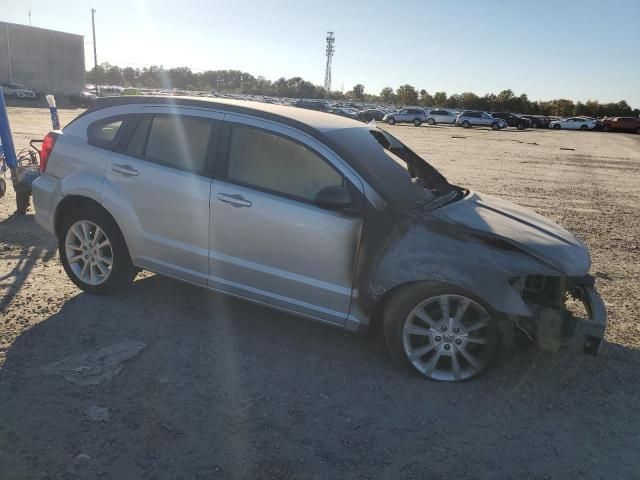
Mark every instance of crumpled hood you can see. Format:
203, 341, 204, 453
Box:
432, 191, 591, 276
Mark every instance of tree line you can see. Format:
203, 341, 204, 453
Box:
87, 63, 639, 118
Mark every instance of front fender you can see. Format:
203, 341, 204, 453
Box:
362, 223, 560, 318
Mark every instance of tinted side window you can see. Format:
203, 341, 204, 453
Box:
87, 117, 124, 149
144, 115, 214, 174
227, 125, 343, 202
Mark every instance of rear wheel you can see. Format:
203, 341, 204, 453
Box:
491, 122, 500, 130
59, 205, 136, 294
553, 124, 561, 129
427, 118, 436, 125
516, 123, 525, 130
602, 124, 611, 132
386, 117, 396, 125
413, 119, 422, 127
580, 125, 588, 131
384, 283, 502, 381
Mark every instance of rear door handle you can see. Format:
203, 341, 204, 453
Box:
111, 164, 139, 177
217, 193, 252, 208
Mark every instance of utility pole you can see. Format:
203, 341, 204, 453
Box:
91, 8, 98, 94
28, 10, 32, 26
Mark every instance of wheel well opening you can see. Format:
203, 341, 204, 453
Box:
368, 282, 421, 338
54, 196, 106, 237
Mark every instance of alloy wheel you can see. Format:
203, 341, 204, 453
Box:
65, 220, 113, 286
402, 294, 494, 381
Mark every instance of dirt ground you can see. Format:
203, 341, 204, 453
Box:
1, 107, 639, 479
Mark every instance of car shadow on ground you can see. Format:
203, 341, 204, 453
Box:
0, 212, 56, 311
2, 274, 640, 479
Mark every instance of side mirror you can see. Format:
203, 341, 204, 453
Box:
315, 185, 352, 210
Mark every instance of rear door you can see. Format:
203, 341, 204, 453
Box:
208, 116, 365, 325
105, 107, 222, 284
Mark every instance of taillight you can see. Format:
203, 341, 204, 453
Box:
39, 132, 57, 172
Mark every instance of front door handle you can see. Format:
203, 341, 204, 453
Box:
111, 164, 139, 177
217, 193, 252, 208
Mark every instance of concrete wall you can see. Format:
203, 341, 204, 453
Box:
0, 22, 85, 95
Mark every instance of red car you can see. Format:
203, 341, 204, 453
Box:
601, 117, 640, 133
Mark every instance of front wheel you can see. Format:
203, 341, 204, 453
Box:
553, 124, 561, 129
413, 119, 422, 127
384, 284, 501, 381
602, 124, 611, 132
516, 123, 525, 130
59, 206, 136, 294
580, 125, 588, 131
386, 117, 396, 125
462, 120, 471, 128
427, 118, 436, 125
491, 123, 500, 130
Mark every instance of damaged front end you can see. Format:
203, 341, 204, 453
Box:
510, 275, 607, 355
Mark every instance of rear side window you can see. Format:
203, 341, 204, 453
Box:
121, 114, 215, 174
87, 118, 124, 149
226, 124, 343, 202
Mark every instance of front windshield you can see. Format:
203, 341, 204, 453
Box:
370, 128, 453, 195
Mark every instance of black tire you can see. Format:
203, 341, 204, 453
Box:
602, 124, 611, 132
580, 125, 588, 131
636, 127, 640, 135
491, 122, 500, 130
0, 177, 6, 199
553, 124, 561, 129
516, 123, 524, 130
386, 117, 396, 125
427, 118, 436, 125
383, 282, 508, 381
462, 120, 471, 128
16, 191, 30, 214
413, 119, 422, 127
531, 122, 538, 128
59, 205, 136, 294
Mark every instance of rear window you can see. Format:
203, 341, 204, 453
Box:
87, 117, 125, 149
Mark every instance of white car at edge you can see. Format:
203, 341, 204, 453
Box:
0, 82, 36, 99
549, 117, 597, 131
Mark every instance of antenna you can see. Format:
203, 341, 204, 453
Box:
324, 31, 335, 94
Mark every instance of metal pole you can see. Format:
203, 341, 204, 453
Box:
92, 8, 98, 94
0, 88, 19, 171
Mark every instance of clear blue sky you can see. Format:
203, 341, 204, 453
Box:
3, 0, 640, 106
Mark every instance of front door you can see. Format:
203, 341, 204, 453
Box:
208, 117, 364, 325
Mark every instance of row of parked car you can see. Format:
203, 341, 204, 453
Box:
4, 82, 638, 134
369, 107, 639, 133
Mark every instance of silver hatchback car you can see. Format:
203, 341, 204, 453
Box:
383, 108, 426, 126
32, 97, 606, 381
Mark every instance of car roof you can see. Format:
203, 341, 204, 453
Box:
85, 95, 361, 132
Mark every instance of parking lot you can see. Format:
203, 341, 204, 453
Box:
1, 106, 640, 479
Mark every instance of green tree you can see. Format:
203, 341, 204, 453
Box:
433, 91, 447, 106
351, 84, 365, 100
419, 89, 434, 107
396, 84, 418, 105
380, 87, 395, 103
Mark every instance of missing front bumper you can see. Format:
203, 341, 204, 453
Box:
535, 285, 607, 355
